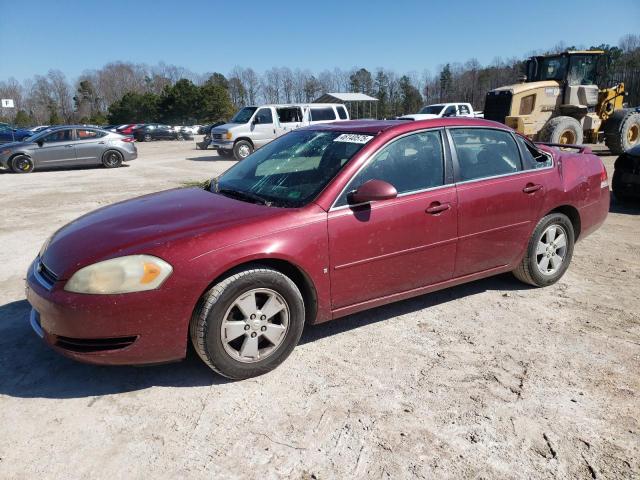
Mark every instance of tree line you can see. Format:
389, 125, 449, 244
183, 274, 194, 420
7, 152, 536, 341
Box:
1, 34, 639, 127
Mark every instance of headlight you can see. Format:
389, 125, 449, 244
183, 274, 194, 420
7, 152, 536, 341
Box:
64, 255, 173, 294
225, 131, 233, 140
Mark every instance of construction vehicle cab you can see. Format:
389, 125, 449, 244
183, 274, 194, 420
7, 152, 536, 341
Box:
485, 50, 639, 154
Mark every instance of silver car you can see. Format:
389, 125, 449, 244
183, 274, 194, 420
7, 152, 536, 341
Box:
0, 125, 137, 173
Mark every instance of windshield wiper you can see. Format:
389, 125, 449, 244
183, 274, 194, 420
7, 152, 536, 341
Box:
218, 188, 272, 206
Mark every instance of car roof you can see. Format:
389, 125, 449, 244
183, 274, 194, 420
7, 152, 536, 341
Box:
304, 117, 511, 135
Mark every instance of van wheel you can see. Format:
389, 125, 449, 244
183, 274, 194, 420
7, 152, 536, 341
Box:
233, 140, 253, 161
513, 213, 575, 287
190, 267, 305, 379
10, 155, 34, 173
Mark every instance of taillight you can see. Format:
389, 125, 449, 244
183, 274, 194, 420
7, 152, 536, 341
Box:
600, 160, 608, 188
121, 136, 135, 143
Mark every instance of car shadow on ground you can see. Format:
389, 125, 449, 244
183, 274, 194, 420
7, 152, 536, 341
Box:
185, 155, 229, 162
0, 273, 530, 399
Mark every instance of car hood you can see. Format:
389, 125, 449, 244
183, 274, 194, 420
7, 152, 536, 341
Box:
41, 187, 282, 279
0, 140, 30, 150
212, 123, 246, 133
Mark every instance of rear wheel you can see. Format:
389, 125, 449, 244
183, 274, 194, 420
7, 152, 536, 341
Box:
539, 116, 584, 145
605, 110, 640, 154
10, 154, 34, 173
233, 140, 253, 161
190, 267, 305, 379
513, 213, 575, 287
102, 150, 123, 168
144, 133, 152, 142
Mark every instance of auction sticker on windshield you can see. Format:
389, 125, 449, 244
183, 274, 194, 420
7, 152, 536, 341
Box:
334, 133, 374, 144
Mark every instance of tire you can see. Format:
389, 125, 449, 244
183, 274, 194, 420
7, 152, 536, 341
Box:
539, 116, 584, 145
177, 133, 184, 141
190, 267, 305, 379
604, 110, 640, 155
233, 140, 253, 161
611, 169, 634, 203
144, 133, 152, 142
10, 154, 34, 174
102, 150, 123, 168
513, 213, 575, 287
216, 149, 231, 158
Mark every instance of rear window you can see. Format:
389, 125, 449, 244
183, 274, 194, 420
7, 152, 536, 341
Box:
310, 107, 336, 121
337, 105, 348, 119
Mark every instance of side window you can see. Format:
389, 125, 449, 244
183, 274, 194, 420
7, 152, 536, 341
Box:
336, 130, 445, 206
276, 107, 302, 123
451, 128, 522, 181
516, 135, 552, 169
76, 129, 105, 139
443, 105, 457, 117
337, 106, 348, 119
459, 104, 470, 115
42, 129, 72, 143
310, 107, 336, 121
255, 108, 273, 124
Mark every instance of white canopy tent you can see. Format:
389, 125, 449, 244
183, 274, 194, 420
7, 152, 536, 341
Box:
313, 92, 379, 119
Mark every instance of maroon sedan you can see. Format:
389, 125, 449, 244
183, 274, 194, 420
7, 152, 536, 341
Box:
26, 118, 609, 379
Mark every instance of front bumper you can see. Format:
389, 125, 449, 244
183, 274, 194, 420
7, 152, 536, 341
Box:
613, 170, 640, 197
211, 140, 233, 150
26, 259, 189, 366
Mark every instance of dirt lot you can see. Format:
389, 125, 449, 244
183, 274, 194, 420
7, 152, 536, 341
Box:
0, 139, 638, 479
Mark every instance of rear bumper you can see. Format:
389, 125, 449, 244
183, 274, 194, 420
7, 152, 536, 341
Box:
25, 259, 188, 366
578, 188, 610, 240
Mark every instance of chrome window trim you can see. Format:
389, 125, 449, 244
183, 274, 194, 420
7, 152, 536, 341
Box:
329, 127, 449, 212
445, 125, 555, 186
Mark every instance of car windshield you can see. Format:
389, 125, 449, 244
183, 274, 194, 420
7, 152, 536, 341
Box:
215, 130, 372, 207
230, 107, 258, 124
419, 105, 444, 114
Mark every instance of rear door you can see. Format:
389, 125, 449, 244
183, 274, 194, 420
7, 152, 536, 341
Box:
74, 128, 107, 165
328, 129, 457, 309
448, 127, 547, 277
31, 129, 77, 166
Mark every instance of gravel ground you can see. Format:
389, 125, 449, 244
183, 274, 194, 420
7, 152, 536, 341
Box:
0, 139, 638, 480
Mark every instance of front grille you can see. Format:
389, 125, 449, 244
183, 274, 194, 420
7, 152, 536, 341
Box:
212, 133, 223, 141
484, 90, 513, 124
55, 335, 138, 353
34, 259, 58, 290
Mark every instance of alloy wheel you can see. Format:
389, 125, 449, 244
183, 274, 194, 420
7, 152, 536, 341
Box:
535, 224, 568, 275
220, 288, 289, 363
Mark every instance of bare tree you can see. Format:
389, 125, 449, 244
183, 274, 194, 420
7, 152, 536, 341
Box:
48, 70, 73, 122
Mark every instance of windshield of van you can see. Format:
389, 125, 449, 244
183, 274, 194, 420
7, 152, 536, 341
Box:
419, 105, 444, 114
215, 130, 372, 207
230, 107, 258, 124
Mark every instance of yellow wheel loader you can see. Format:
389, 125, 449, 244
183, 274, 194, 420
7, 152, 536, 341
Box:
484, 50, 640, 154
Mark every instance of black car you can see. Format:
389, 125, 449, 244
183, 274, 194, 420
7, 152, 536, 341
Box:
132, 124, 193, 142
612, 144, 640, 202
196, 122, 226, 149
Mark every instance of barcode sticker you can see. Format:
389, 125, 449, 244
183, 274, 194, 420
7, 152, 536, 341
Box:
334, 134, 373, 144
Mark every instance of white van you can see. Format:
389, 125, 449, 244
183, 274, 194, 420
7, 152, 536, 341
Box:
211, 103, 350, 160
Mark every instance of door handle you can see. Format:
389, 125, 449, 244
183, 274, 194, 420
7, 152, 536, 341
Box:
65, 144, 74, 148
523, 183, 543, 193
98, 141, 105, 144
426, 202, 451, 214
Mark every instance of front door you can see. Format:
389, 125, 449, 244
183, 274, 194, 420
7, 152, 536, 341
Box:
448, 127, 546, 277
250, 107, 276, 148
328, 129, 458, 309
31, 129, 77, 166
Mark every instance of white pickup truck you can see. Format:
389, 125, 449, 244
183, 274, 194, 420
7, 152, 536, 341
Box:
399, 102, 483, 121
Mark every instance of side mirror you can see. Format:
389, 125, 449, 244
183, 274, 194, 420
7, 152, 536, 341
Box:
37, 140, 44, 147
348, 179, 397, 205
252, 117, 261, 125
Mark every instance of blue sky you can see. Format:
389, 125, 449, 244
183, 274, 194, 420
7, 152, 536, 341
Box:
1, 0, 638, 82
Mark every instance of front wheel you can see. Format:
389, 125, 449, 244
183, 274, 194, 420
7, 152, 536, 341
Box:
10, 155, 34, 173
233, 140, 253, 161
190, 267, 305, 379
513, 213, 575, 287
